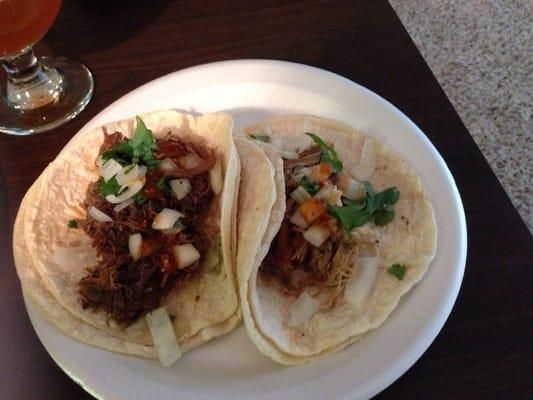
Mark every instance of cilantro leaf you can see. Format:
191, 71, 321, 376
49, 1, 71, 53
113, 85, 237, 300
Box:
374, 210, 395, 226
327, 204, 371, 235
387, 263, 406, 280
134, 192, 147, 205
67, 219, 78, 228
305, 132, 343, 173
249, 134, 271, 143
156, 176, 170, 194
327, 182, 400, 234
97, 176, 121, 196
300, 176, 319, 195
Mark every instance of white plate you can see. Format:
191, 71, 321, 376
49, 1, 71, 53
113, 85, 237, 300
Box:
24, 60, 467, 400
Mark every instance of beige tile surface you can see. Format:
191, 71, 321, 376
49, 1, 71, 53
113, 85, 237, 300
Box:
389, 0, 532, 231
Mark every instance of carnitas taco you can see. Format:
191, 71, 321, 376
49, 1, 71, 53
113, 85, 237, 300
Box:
237, 115, 437, 364
13, 111, 241, 366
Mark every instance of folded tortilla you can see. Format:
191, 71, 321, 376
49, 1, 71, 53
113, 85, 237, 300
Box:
237, 116, 437, 364
13, 110, 241, 354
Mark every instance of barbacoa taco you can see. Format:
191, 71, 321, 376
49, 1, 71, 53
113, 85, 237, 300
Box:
237, 115, 437, 364
13, 110, 241, 366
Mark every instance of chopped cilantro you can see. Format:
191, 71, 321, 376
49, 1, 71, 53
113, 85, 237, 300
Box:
305, 132, 343, 173
97, 176, 121, 196
327, 182, 400, 234
300, 176, 319, 195
249, 134, 271, 143
134, 192, 147, 205
156, 176, 170, 194
387, 263, 406, 280
100, 116, 158, 167
67, 219, 78, 228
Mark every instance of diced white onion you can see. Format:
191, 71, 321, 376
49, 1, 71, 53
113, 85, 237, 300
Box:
290, 209, 310, 229
179, 153, 201, 169
146, 307, 181, 367
337, 173, 365, 200
209, 160, 223, 195
169, 179, 191, 200
316, 183, 343, 206
88, 206, 113, 222
113, 198, 134, 212
352, 139, 375, 181
152, 208, 184, 230
116, 164, 140, 186
287, 291, 320, 328
172, 243, 200, 269
278, 150, 299, 160
303, 224, 331, 247
344, 255, 379, 307
162, 221, 185, 235
105, 179, 145, 204
159, 157, 179, 174
290, 186, 312, 205
99, 159, 123, 182
128, 233, 142, 261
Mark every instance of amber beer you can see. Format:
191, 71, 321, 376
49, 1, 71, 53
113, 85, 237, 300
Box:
0, 0, 61, 57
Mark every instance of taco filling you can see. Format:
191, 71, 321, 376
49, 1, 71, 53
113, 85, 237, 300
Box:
258, 132, 400, 318
77, 117, 223, 326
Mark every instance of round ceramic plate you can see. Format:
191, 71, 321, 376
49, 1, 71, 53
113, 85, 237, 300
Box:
24, 60, 467, 400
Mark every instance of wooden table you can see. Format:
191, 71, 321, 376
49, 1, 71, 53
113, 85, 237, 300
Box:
1, 1, 531, 399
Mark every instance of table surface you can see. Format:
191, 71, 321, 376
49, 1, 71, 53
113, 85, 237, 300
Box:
1, 1, 531, 399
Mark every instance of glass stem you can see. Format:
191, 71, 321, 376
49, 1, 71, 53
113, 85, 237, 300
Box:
1, 47, 64, 111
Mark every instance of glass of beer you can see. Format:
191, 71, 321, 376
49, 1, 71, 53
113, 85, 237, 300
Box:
0, 0, 94, 135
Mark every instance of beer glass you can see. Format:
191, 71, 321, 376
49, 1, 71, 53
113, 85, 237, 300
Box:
0, 0, 94, 135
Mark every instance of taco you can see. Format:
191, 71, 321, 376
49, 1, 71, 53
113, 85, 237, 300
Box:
238, 115, 437, 364
13, 110, 241, 365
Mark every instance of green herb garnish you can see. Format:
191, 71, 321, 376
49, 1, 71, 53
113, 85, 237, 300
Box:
101, 116, 158, 167
327, 182, 399, 235
67, 219, 78, 228
387, 263, 406, 280
156, 175, 170, 194
134, 192, 147, 205
97, 176, 121, 196
300, 176, 319, 195
305, 132, 343, 173
249, 134, 271, 143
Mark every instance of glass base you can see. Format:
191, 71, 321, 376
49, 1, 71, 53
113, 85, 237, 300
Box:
0, 57, 93, 136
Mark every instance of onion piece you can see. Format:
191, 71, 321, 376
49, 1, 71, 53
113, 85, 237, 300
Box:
152, 208, 184, 230
287, 291, 320, 327
128, 233, 142, 261
172, 244, 200, 269
116, 164, 140, 186
303, 224, 331, 247
316, 183, 343, 206
159, 157, 179, 174
290, 186, 312, 204
290, 209, 310, 229
179, 153, 201, 169
99, 159, 123, 182
272, 135, 312, 154
114, 198, 134, 212
353, 139, 375, 181
209, 160, 223, 195
337, 173, 365, 200
105, 179, 145, 204
162, 221, 186, 235
344, 255, 379, 307
169, 179, 191, 200
88, 206, 113, 222
146, 307, 181, 367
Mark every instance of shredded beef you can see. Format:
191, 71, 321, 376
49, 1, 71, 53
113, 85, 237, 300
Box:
260, 149, 345, 297
78, 135, 218, 326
